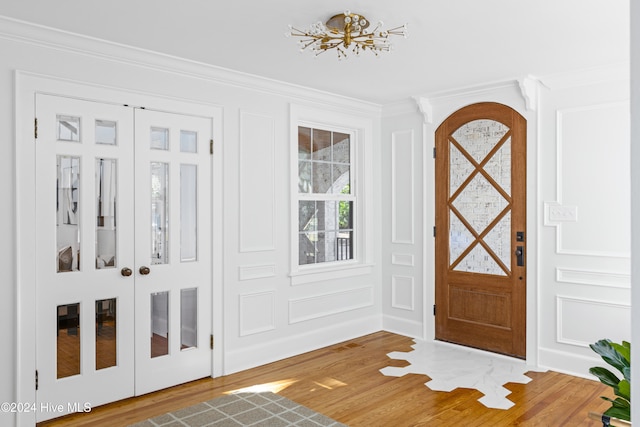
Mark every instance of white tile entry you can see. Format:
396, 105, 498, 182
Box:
380, 340, 544, 410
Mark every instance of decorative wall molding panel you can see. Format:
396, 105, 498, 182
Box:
289, 264, 374, 286
391, 252, 415, 266
554, 102, 630, 258
238, 264, 277, 281
391, 129, 415, 244
556, 295, 631, 348
239, 291, 276, 336
239, 111, 276, 253
556, 268, 630, 288
289, 286, 373, 324
391, 275, 415, 311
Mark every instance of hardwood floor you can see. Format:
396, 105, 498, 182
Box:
38, 331, 613, 426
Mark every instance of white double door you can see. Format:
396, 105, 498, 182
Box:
35, 94, 212, 421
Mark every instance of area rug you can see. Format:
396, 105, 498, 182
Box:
128, 391, 348, 427
380, 340, 544, 410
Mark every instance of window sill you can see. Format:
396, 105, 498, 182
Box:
289, 263, 374, 286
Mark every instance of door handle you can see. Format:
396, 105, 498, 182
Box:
121, 267, 133, 277
139, 266, 151, 275
515, 246, 524, 267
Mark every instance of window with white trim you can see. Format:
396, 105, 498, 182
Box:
297, 125, 354, 266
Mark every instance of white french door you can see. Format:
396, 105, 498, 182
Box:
34, 94, 212, 421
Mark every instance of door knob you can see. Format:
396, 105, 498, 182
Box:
515, 246, 525, 267
139, 266, 151, 275
121, 267, 133, 277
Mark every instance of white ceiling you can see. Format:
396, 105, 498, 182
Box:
0, 0, 630, 104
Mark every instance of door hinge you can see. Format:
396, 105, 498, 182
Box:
433, 305, 436, 316
433, 226, 436, 237
210, 139, 214, 155
210, 334, 214, 350
34, 118, 38, 139
35, 370, 38, 390
433, 147, 436, 159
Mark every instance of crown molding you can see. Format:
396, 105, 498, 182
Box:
0, 15, 382, 114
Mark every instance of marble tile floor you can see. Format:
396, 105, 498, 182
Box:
380, 340, 545, 410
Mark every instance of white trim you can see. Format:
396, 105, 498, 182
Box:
289, 104, 375, 284
391, 253, 415, 266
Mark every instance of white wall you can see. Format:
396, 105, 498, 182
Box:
537, 68, 631, 376
630, 1, 639, 419
1, 17, 382, 426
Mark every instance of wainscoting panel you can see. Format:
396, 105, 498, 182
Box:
239, 264, 277, 281
391, 275, 415, 311
392, 253, 415, 266
289, 286, 373, 324
556, 268, 630, 289
556, 295, 631, 348
239, 111, 275, 253
391, 130, 415, 244
555, 103, 630, 258
239, 291, 276, 336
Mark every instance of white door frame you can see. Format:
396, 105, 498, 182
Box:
15, 71, 225, 426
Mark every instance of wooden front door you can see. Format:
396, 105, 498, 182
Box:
435, 102, 527, 358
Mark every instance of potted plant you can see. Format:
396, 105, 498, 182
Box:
589, 339, 631, 422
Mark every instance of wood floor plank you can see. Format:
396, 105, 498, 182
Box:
37, 331, 613, 426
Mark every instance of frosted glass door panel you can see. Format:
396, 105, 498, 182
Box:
180, 164, 197, 262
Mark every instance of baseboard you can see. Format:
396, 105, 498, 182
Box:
538, 347, 604, 380
223, 315, 382, 375
382, 314, 424, 340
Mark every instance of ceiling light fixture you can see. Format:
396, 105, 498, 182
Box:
286, 10, 407, 59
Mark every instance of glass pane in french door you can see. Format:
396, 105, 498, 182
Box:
35, 94, 135, 422
134, 109, 212, 396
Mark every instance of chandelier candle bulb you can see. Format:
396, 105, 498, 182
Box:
287, 11, 407, 58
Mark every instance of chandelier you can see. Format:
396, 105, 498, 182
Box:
286, 10, 407, 59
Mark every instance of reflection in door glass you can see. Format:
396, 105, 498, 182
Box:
180, 130, 197, 153
57, 303, 80, 379
96, 159, 117, 269
181, 164, 197, 262
95, 120, 117, 145
57, 115, 81, 142
95, 298, 117, 370
180, 288, 197, 350
151, 292, 169, 358
151, 162, 169, 265
57, 156, 81, 273
150, 127, 169, 150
